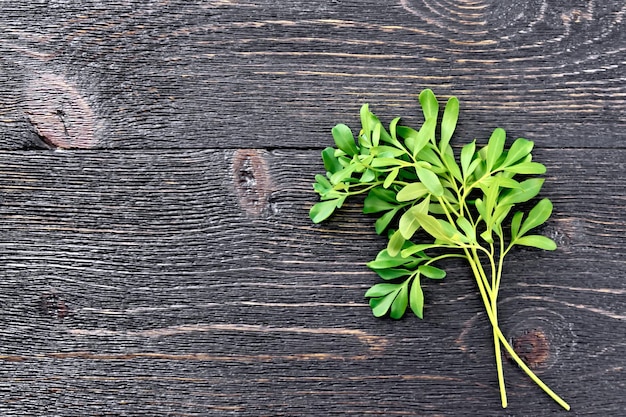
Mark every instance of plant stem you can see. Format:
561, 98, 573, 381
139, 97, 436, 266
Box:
467, 250, 507, 408
466, 257, 570, 410
491, 300, 508, 408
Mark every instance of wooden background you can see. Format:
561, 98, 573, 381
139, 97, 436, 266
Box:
1, 1, 624, 415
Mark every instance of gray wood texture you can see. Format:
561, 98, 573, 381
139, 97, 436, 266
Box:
1, 1, 624, 416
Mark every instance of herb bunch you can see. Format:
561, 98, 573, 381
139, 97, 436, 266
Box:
309, 89, 569, 410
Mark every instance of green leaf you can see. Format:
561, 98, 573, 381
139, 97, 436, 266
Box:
484, 181, 499, 219
400, 243, 439, 257
439, 218, 467, 243
515, 235, 557, 251
416, 167, 444, 197
442, 151, 462, 183
418, 265, 446, 279
486, 128, 506, 171
519, 198, 553, 236
332, 124, 359, 156
440, 96, 459, 152
499, 178, 544, 206
367, 249, 411, 269
461, 140, 476, 180
475, 198, 488, 222
363, 190, 397, 214
310, 198, 343, 223
395, 125, 422, 156
396, 182, 429, 202
466, 159, 482, 181
387, 229, 406, 257
322, 147, 343, 174
419, 89, 439, 121
312, 174, 332, 195
496, 177, 521, 189
369, 289, 400, 317
416, 146, 444, 169
374, 208, 400, 235
390, 284, 409, 319
372, 122, 381, 147
329, 163, 359, 185
409, 278, 424, 318
503, 162, 546, 175
456, 216, 476, 242
510, 211, 523, 240
399, 197, 430, 239
364, 283, 399, 298
389, 116, 401, 144
359, 103, 374, 134
360, 169, 376, 183
370, 157, 408, 168
358, 131, 372, 149
412, 213, 451, 243
480, 229, 494, 244
370, 145, 406, 157
490, 203, 512, 238
502, 138, 534, 168
374, 268, 413, 280
383, 167, 399, 188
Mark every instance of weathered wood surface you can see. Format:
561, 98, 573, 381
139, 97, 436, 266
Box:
0, 1, 624, 416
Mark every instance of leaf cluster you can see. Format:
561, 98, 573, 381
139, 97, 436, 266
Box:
310, 89, 556, 319
309, 89, 569, 410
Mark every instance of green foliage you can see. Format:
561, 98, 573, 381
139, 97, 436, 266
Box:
309, 90, 569, 411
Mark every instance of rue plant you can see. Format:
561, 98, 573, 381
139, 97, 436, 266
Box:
309, 89, 569, 410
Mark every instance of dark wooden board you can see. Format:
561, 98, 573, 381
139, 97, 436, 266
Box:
0, 148, 624, 416
0, 0, 624, 150
1, 1, 625, 416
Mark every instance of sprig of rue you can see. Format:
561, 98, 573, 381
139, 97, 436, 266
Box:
309, 89, 570, 410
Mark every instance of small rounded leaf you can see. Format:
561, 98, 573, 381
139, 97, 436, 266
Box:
369, 290, 399, 317
409, 279, 424, 319
389, 285, 409, 319
364, 283, 400, 298
503, 162, 547, 175
332, 124, 359, 156
440, 96, 459, 152
309, 199, 341, 223
515, 235, 557, 251
418, 265, 446, 279
502, 138, 534, 167
416, 167, 444, 197
486, 128, 506, 171
397, 182, 429, 202
419, 89, 439, 121
519, 198, 553, 236
387, 229, 406, 257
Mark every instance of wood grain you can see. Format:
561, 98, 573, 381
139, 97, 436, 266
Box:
0, 148, 624, 415
0, 1, 625, 416
0, 0, 624, 150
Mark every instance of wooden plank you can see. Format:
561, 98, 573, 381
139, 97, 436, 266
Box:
0, 148, 624, 415
0, 1, 624, 150
1, 0, 625, 415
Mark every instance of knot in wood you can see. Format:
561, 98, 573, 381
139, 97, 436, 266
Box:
511, 329, 550, 369
39, 291, 69, 319
24, 73, 98, 149
232, 149, 272, 216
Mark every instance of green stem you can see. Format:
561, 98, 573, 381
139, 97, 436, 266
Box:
491, 300, 508, 408
468, 249, 507, 407
466, 257, 570, 410
495, 328, 571, 411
